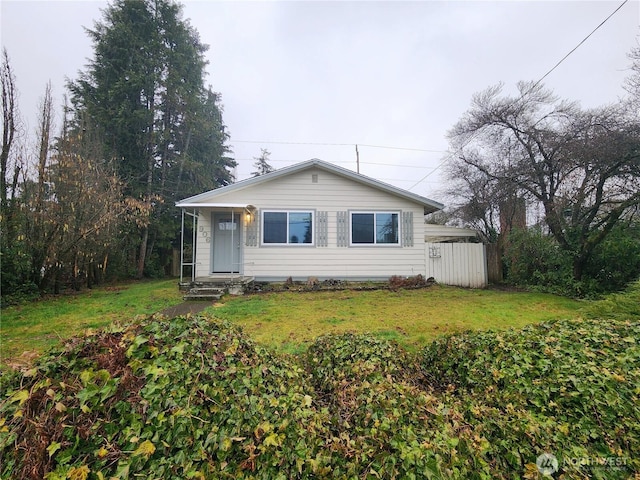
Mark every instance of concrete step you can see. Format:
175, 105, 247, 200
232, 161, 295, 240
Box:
183, 286, 224, 301
189, 287, 224, 294
183, 293, 222, 301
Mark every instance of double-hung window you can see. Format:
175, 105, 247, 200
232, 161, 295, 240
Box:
262, 210, 314, 245
351, 212, 399, 245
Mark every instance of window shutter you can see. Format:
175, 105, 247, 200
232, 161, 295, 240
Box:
337, 211, 348, 247
402, 211, 414, 247
316, 211, 328, 247
245, 213, 259, 246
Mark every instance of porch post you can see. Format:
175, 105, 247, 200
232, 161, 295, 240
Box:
191, 209, 197, 282
180, 209, 185, 284
231, 210, 236, 274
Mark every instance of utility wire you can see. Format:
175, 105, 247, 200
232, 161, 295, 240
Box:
233, 139, 446, 154
528, 0, 629, 94
407, 0, 629, 191
233, 139, 352, 147
233, 0, 629, 192
235, 157, 443, 169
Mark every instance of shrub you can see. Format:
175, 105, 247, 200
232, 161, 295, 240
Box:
2, 290, 639, 479
503, 225, 640, 297
420, 317, 640, 477
582, 224, 640, 292
388, 274, 432, 290
305, 333, 412, 392
0, 316, 330, 479
305, 333, 490, 479
503, 227, 576, 295
581, 279, 640, 321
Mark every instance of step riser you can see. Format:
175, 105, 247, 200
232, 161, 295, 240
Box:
183, 295, 222, 301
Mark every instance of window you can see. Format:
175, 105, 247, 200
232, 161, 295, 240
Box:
351, 212, 399, 245
263, 211, 313, 245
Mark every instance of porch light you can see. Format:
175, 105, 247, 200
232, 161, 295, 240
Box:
245, 205, 257, 223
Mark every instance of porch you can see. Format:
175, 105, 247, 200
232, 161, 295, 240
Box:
178, 204, 256, 286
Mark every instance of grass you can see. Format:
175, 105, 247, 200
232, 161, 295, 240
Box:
209, 285, 583, 354
0, 281, 585, 367
0, 279, 183, 368
581, 279, 640, 321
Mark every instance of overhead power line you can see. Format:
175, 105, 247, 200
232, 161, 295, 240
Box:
408, 0, 630, 192
233, 0, 630, 193
528, 0, 629, 93
232, 139, 447, 154
235, 157, 446, 170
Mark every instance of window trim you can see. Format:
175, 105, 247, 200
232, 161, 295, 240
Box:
349, 210, 401, 246
261, 209, 315, 246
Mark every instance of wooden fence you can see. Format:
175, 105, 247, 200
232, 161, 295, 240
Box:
425, 242, 488, 288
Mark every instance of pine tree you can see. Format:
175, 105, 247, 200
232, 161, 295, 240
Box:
251, 148, 274, 177
69, 0, 235, 277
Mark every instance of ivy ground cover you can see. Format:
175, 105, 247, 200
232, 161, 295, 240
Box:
1, 281, 638, 479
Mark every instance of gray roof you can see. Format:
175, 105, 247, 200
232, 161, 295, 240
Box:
176, 158, 444, 214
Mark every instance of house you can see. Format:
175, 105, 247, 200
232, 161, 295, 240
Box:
176, 159, 487, 288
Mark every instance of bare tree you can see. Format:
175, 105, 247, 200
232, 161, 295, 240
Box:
443, 158, 503, 243
51, 109, 125, 290
0, 48, 21, 209
625, 42, 640, 108
21, 82, 59, 289
447, 82, 640, 280
1, 48, 15, 205
0, 49, 28, 297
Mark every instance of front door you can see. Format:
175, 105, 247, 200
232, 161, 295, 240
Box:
212, 213, 241, 273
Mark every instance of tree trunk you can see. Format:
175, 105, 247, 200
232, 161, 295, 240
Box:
573, 259, 583, 282
72, 252, 79, 291
1, 48, 17, 208
137, 226, 149, 278
102, 252, 109, 279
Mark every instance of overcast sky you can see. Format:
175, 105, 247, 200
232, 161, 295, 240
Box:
1, 0, 638, 202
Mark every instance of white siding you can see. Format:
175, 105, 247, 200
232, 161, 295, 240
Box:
425, 243, 488, 288
194, 212, 212, 278
197, 167, 427, 280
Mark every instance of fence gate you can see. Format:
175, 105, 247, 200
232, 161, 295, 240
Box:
425, 242, 488, 288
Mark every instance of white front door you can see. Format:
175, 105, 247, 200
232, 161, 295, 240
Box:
212, 213, 241, 273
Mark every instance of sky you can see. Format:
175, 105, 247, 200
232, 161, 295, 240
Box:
1, 0, 639, 204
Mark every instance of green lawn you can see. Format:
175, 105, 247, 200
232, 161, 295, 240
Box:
0, 281, 584, 368
210, 285, 583, 353
0, 280, 183, 369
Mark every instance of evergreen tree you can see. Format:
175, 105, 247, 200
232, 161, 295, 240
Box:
251, 148, 274, 177
69, 0, 235, 277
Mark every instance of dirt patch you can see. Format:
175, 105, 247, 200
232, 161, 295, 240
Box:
4, 350, 41, 371
157, 301, 213, 318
